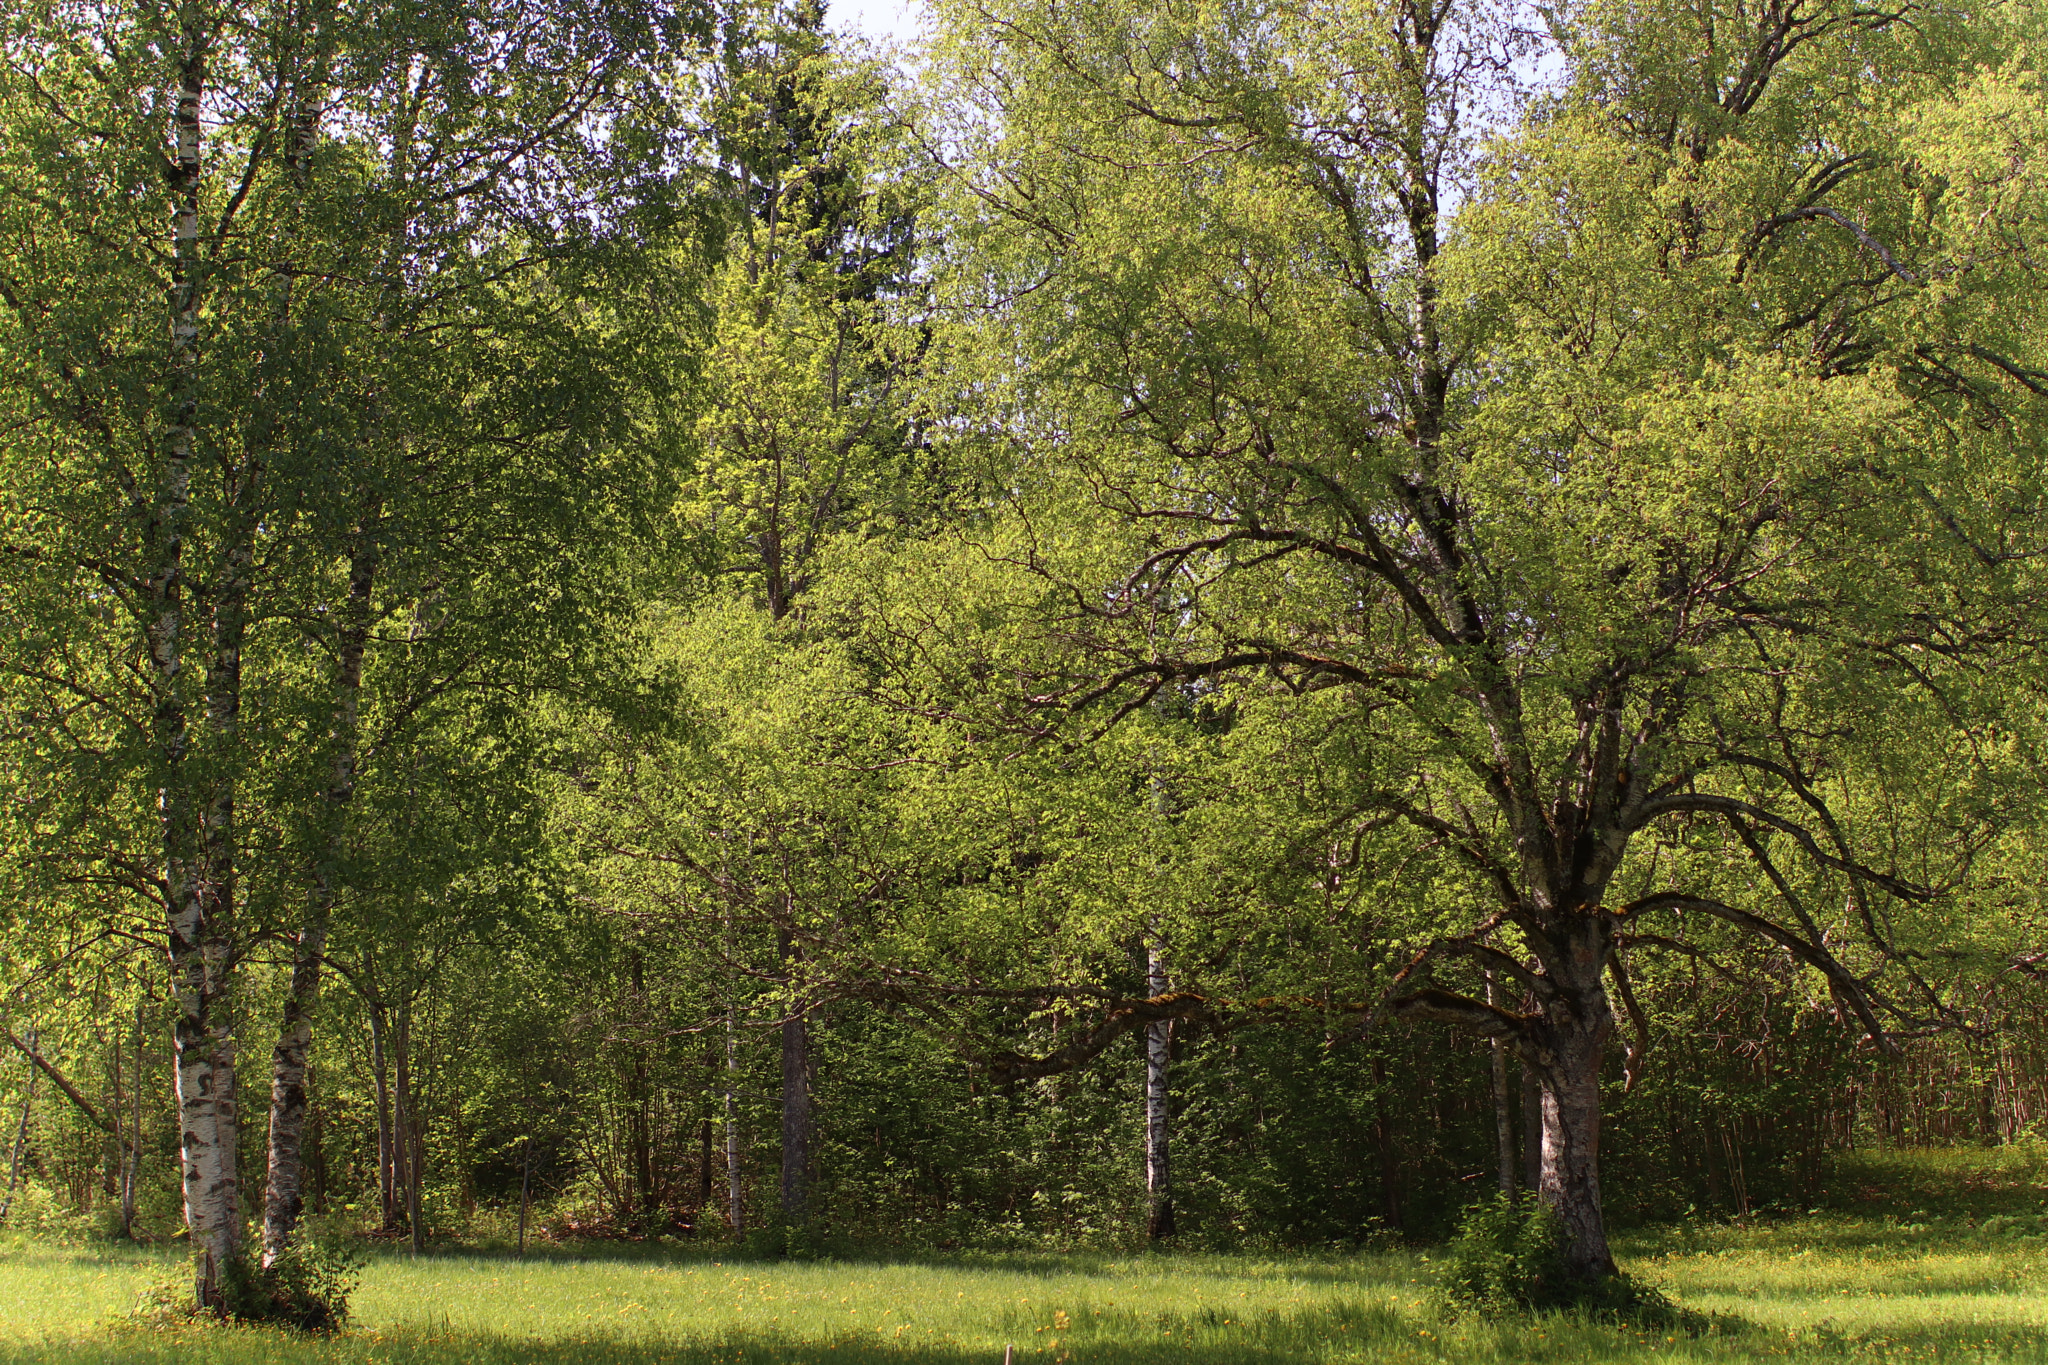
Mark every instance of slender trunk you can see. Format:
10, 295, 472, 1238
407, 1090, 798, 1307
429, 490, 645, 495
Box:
778, 931, 809, 1226
725, 1005, 743, 1233
779, 1013, 809, 1224
518, 1139, 531, 1256
1143, 942, 1174, 1240
696, 1115, 713, 1235
394, 999, 423, 1253
1520, 1062, 1542, 1193
152, 17, 239, 1310
1486, 975, 1515, 1197
263, 516, 374, 1267
1, 1029, 39, 1221
260, 917, 328, 1265
126, 1004, 145, 1236
627, 947, 656, 1230
107, 1018, 135, 1238
369, 1005, 396, 1231
1371, 1053, 1401, 1230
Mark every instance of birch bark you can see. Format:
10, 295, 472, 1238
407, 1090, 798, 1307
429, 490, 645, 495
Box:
153, 15, 243, 1306
725, 1004, 744, 1233
778, 930, 809, 1225
369, 1000, 397, 1230
1143, 943, 1173, 1240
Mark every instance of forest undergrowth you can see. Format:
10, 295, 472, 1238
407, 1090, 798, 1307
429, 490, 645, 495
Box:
5, 1149, 2048, 1363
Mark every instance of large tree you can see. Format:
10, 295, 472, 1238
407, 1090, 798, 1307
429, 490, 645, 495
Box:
919, 0, 2048, 1273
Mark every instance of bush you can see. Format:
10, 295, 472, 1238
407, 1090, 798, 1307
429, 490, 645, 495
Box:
1441, 1195, 1707, 1331
132, 1238, 365, 1332
1441, 1194, 1574, 1311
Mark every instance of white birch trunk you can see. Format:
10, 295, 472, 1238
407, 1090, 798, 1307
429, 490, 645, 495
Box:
1143, 943, 1174, 1240
369, 1003, 397, 1230
779, 930, 809, 1226
725, 1005, 743, 1233
154, 24, 241, 1306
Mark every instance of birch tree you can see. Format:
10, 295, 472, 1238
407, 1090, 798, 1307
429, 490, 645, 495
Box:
0, 0, 706, 1299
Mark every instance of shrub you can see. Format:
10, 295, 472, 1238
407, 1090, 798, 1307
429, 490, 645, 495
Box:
1441, 1194, 1573, 1311
1441, 1195, 1707, 1331
132, 1239, 365, 1332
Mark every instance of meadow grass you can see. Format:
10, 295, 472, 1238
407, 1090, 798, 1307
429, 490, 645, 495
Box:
8, 1147, 2048, 1362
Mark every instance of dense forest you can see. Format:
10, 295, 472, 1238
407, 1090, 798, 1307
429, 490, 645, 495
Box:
2, 0, 2046, 1320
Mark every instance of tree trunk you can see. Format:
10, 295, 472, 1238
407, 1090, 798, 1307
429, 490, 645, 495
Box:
779, 932, 810, 1226
1485, 975, 1515, 1197
1, 1029, 38, 1221
126, 1005, 145, 1236
150, 16, 240, 1309
106, 1017, 136, 1239
262, 527, 374, 1267
1530, 952, 1616, 1279
394, 999, 424, 1253
696, 1114, 713, 1235
725, 1005, 744, 1233
1370, 1053, 1401, 1230
369, 1003, 397, 1232
627, 946, 657, 1230
779, 1013, 809, 1225
1520, 1063, 1542, 1194
1143, 942, 1174, 1240
518, 1139, 531, 1255
260, 926, 326, 1267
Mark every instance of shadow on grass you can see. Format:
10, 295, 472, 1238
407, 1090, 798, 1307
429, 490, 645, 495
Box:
0, 1301, 1781, 1365
1622, 1217, 2048, 1268
0, 1324, 1376, 1365
381, 1241, 1420, 1288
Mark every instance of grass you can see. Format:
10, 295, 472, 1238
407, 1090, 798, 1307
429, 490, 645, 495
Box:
8, 1148, 2048, 1362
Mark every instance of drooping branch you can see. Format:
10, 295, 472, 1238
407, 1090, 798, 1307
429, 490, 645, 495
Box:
1623, 893, 1900, 1056
983, 991, 1223, 1083
1606, 951, 1650, 1091
1633, 792, 1931, 904
980, 988, 1385, 1083
2, 1029, 114, 1135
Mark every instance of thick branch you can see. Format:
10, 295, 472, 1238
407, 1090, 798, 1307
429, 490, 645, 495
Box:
1386, 988, 1525, 1038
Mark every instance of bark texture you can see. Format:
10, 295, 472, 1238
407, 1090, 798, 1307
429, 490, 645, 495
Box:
1143, 943, 1174, 1240
155, 22, 241, 1305
1536, 1030, 1613, 1276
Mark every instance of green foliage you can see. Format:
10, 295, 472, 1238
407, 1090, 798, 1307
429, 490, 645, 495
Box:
231, 1241, 367, 1332
1442, 1196, 1575, 1314
1444, 1196, 1706, 1333
130, 1241, 364, 1332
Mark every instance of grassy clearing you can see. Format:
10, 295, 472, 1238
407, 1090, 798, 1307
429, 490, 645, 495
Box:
8, 1148, 2048, 1363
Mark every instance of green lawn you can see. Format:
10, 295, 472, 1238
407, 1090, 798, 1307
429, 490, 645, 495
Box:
8, 1151, 2048, 1363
